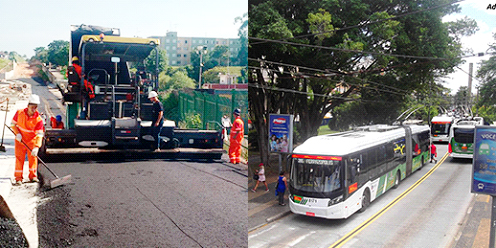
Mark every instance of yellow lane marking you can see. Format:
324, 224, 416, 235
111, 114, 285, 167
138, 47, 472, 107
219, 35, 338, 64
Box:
472, 218, 490, 248
329, 152, 449, 248
476, 194, 490, 203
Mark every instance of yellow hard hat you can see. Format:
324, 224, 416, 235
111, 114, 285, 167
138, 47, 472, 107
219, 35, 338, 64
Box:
72, 56, 79, 61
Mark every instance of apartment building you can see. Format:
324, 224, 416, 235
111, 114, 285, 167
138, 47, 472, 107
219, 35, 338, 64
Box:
151, 32, 242, 66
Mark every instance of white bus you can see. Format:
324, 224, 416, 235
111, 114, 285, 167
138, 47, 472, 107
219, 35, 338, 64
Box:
289, 124, 430, 219
431, 115, 455, 142
448, 117, 484, 159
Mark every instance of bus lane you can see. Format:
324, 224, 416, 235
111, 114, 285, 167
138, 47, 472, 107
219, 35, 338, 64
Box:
249, 144, 477, 248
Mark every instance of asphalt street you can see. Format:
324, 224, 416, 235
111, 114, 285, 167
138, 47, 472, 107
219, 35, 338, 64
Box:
37, 157, 248, 247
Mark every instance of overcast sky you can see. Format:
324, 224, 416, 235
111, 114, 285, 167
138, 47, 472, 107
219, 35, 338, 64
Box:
0, 0, 246, 58
442, 0, 496, 94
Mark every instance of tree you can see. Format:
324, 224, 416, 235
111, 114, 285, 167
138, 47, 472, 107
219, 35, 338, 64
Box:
249, 0, 476, 166
189, 47, 212, 85
144, 48, 168, 74
47, 40, 69, 66
453, 86, 471, 109
235, 12, 248, 66
210, 45, 230, 67
8, 51, 25, 63
474, 33, 496, 123
158, 69, 195, 91
476, 33, 496, 107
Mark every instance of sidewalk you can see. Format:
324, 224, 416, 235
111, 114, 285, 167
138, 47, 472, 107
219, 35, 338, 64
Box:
248, 154, 291, 232
0, 80, 39, 248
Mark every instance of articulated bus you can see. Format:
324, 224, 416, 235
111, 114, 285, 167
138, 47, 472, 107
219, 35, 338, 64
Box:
448, 117, 484, 159
431, 115, 455, 142
288, 124, 430, 219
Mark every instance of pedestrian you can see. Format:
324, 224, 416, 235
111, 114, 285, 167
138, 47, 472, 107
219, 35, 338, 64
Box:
276, 171, 288, 206
11, 94, 44, 185
148, 91, 164, 152
252, 163, 269, 192
221, 114, 231, 142
430, 143, 437, 163
229, 108, 244, 164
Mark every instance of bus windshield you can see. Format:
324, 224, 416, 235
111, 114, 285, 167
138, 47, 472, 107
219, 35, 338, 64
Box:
453, 128, 474, 144
291, 157, 342, 193
431, 123, 450, 135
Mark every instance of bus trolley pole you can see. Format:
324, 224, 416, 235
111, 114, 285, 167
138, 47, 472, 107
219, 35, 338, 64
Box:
491, 196, 496, 248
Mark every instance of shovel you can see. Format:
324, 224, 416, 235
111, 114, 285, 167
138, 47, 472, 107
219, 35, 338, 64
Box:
6, 125, 71, 189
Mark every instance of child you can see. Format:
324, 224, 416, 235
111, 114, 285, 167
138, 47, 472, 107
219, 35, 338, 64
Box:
430, 143, 437, 163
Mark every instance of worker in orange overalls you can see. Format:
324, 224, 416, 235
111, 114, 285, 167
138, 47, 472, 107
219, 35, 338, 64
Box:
50, 115, 64, 129
11, 94, 44, 185
229, 108, 244, 164
70, 56, 95, 99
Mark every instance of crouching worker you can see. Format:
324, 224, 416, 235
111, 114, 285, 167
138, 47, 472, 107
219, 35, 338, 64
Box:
50, 115, 64, 129
11, 94, 44, 185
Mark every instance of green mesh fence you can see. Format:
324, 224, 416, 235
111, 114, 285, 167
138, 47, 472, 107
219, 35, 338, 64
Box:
179, 89, 248, 130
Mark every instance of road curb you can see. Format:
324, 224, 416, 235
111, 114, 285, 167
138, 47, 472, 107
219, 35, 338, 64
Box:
266, 210, 291, 223
248, 210, 292, 233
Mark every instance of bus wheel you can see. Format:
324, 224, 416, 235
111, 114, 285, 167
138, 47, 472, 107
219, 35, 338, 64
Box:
393, 171, 400, 189
359, 189, 370, 213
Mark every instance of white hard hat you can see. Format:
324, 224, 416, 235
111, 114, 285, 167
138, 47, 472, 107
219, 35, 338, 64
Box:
148, 91, 158, 98
28, 94, 40, 105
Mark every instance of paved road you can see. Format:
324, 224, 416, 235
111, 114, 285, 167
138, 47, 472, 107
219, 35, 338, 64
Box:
37, 158, 247, 247
16, 70, 249, 247
248, 144, 479, 248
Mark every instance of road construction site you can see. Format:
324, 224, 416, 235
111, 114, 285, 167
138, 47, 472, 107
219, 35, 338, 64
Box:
0, 64, 248, 247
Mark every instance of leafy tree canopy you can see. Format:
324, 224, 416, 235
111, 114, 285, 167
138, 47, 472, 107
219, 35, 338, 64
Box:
249, 0, 477, 166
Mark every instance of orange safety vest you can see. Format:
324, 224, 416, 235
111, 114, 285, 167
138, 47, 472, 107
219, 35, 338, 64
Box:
72, 63, 95, 99
50, 116, 64, 129
11, 108, 44, 148
230, 116, 244, 143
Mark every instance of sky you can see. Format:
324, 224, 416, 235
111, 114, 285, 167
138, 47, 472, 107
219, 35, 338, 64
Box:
442, 0, 496, 94
0, 0, 246, 58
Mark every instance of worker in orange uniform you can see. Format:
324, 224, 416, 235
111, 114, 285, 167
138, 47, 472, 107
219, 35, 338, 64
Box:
11, 94, 44, 185
50, 115, 64, 129
229, 108, 244, 164
70, 56, 95, 99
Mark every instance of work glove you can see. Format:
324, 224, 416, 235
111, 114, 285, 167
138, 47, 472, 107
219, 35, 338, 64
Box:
15, 133, 22, 142
31, 147, 39, 157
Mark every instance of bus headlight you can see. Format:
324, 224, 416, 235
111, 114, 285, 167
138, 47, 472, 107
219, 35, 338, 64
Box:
328, 195, 343, 206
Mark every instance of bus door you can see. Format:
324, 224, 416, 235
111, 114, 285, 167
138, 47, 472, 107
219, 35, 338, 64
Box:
345, 154, 360, 198
404, 126, 413, 176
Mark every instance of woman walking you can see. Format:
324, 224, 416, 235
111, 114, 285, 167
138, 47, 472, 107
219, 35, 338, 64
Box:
252, 163, 269, 192
276, 171, 288, 206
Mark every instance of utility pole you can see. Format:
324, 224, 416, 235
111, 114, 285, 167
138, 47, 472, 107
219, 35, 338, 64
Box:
468, 62, 473, 108
198, 46, 207, 89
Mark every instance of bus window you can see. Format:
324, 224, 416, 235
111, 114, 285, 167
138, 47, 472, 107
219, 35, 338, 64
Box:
386, 143, 394, 160
411, 136, 420, 157
393, 138, 406, 164
291, 157, 342, 194
431, 123, 450, 135
347, 155, 359, 185
453, 128, 474, 144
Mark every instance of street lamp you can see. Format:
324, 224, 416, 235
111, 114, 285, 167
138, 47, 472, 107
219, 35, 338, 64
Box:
197, 45, 207, 89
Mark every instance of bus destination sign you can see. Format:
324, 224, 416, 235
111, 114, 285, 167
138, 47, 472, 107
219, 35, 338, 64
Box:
472, 126, 496, 195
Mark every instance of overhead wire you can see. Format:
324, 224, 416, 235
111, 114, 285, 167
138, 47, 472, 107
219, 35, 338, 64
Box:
249, 82, 405, 105
248, 64, 406, 96
248, 57, 431, 94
